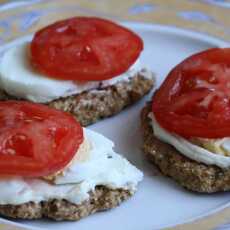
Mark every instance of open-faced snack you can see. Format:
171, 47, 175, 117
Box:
0, 101, 143, 220
0, 17, 154, 126
141, 48, 230, 193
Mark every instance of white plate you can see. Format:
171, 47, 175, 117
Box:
0, 22, 229, 230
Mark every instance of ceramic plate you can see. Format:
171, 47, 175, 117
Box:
0, 22, 229, 230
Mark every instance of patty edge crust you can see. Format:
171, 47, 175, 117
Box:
0, 186, 132, 220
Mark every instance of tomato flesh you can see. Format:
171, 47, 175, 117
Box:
0, 101, 83, 177
152, 48, 230, 138
31, 17, 143, 81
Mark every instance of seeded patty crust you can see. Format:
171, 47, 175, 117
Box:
141, 103, 230, 193
0, 186, 132, 221
0, 69, 154, 126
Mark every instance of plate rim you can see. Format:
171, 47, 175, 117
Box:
121, 21, 229, 48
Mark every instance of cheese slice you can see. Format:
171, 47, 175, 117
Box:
150, 112, 230, 168
0, 42, 143, 103
0, 128, 143, 205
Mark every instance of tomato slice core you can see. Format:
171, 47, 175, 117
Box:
31, 17, 143, 81
152, 48, 230, 138
0, 101, 83, 177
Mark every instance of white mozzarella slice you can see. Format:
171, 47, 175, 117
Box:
0, 42, 143, 103
0, 128, 143, 205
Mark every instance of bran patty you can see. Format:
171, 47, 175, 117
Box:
0, 69, 154, 126
0, 186, 132, 221
141, 103, 230, 193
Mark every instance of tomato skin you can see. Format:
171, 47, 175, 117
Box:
0, 101, 83, 177
152, 48, 230, 138
31, 17, 143, 81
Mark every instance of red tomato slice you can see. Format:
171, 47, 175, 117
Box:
152, 48, 230, 138
31, 17, 143, 81
0, 101, 83, 177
